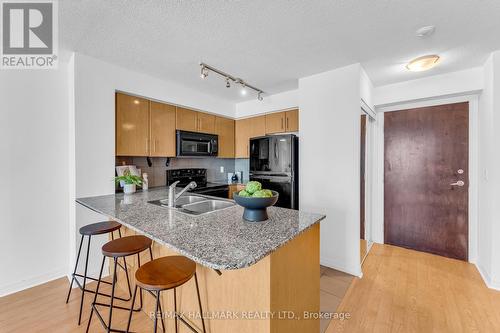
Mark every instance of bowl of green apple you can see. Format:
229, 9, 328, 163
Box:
233, 181, 279, 222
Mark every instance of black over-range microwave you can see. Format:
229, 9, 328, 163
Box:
176, 130, 218, 157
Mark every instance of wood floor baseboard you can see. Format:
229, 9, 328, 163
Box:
476, 262, 500, 291
0, 267, 67, 297
320, 257, 362, 278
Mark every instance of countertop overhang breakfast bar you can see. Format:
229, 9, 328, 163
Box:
77, 187, 324, 333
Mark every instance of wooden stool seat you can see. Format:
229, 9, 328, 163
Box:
135, 256, 196, 291
79, 221, 121, 236
102, 235, 152, 258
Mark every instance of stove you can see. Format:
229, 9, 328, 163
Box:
166, 168, 229, 198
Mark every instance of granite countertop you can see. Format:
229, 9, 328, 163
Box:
76, 187, 325, 270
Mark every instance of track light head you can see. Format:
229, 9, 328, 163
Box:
200, 66, 208, 79
258, 92, 263, 101
226, 77, 231, 88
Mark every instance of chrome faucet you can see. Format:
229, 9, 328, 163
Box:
167, 181, 197, 207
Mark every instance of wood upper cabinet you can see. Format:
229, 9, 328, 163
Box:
215, 116, 235, 158
176, 107, 198, 132
176, 107, 216, 134
150, 101, 176, 157
265, 109, 299, 134
198, 112, 216, 134
235, 118, 252, 158
235, 115, 266, 158
250, 115, 266, 138
285, 109, 299, 132
116, 93, 150, 156
265, 112, 286, 134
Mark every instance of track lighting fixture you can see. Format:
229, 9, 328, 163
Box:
199, 62, 265, 101
200, 66, 208, 79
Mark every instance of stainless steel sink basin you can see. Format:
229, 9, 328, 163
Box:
181, 200, 235, 215
160, 195, 206, 208
150, 196, 235, 215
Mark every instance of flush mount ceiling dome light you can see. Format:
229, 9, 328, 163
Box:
406, 55, 440, 72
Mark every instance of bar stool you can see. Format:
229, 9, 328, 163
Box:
86, 235, 155, 333
66, 220, 132, 325
126, 256, 206, 333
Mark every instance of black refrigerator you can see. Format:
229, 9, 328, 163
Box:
249, 134, 299, 209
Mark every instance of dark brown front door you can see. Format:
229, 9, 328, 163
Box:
384, 102, 469, 261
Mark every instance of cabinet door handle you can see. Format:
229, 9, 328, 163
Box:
286, 117, 289, 130
281, 118, 284, 129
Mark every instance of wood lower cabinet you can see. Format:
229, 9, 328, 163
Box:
228, 183, 246, 198
176, 107, 198, 132
116, 93, 150, 156
198, 112, 216, 134
150, 101, 176, 157
215, 116, 235, 158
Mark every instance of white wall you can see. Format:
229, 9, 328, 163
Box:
360, 67, 375, 111
0, 63, 71, 296
74, 53, 235, 277
299, 64, 362, 276
235, 89, 298, 118
477, 51, 500, 290
374, 67, 484, 107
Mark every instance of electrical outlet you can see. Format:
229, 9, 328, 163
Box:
220, 166, 224, 173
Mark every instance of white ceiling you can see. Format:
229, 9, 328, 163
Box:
60, 0, 500, 102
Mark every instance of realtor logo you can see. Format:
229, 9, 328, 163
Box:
1, 0, 58, 69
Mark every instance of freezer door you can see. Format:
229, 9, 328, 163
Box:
250, 137, 271, 172
250, 175, 295, 209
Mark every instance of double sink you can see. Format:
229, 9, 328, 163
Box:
149, 195, 235, 215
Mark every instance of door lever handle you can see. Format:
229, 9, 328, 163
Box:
450, 180, 465, 187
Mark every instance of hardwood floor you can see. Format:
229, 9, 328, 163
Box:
2, 245, 499, 333
320, 266, 354, 332
326, 244, 500, 333
0, 276, 154, 332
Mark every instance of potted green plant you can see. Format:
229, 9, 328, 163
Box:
114, 169, 143, 194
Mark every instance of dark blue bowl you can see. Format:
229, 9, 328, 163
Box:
233, 191, 279, 222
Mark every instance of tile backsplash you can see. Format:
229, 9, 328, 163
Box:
116, 157, 245, 188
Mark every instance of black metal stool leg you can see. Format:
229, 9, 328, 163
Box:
66, 234, 84, 303
137, 253, 143, 310
122, 254, 132, 299
158, 294, 166, 333
86, 256, 105, 333
194, 272, 206, 333
154, 290, 161, 333
77, 234, 92, 325
126, 285, 138, 333
107, 257, 118, 332
174, 288, 178, 333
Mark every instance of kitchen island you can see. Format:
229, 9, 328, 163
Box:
77, 187, 324, 333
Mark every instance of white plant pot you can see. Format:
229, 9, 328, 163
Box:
123, 183, 136, 194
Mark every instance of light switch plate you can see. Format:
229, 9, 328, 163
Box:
220, 166, 224, 173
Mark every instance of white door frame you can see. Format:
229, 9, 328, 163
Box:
372, 94, 479, 263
